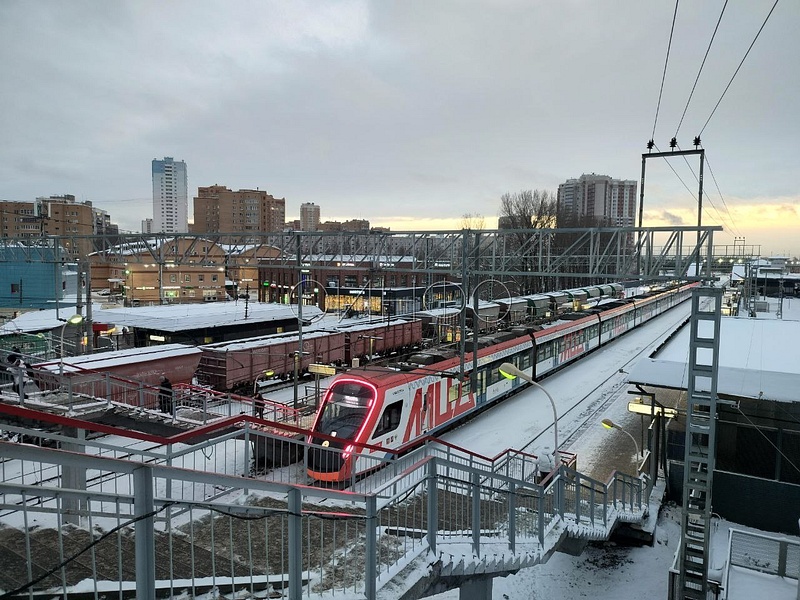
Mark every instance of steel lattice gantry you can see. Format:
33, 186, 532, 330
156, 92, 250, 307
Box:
678, 286, 723, 599
1, 225, 722, 283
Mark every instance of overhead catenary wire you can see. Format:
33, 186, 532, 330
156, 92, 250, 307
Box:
703, 152, 743, 238
699, 0, 781, 136
674, 143, 739, 236
651, 0, 681, 143
674, 0, 729, 139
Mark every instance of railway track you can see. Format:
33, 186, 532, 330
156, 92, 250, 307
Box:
525, 303, 693, 454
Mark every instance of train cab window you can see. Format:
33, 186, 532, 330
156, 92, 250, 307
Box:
373, 400, 403, 438
461, 375, 471, 396
316, 381, 373, 440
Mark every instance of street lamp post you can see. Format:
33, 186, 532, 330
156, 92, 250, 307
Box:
59, 314, 84, 375
499, 362, 559, 463
601, 418, 641, 461
59, 314, 84, 358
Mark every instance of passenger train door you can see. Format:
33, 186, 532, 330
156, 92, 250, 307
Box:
474, 369, 487, 405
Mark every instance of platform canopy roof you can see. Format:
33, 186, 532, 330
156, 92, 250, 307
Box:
628, 316, 800, 404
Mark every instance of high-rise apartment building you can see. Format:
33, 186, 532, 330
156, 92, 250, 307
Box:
300, 202, 320, 231
191, 185, 286, 234
152, 157, 188, 233
557, 174, 637, 228
141, 218, 154, 234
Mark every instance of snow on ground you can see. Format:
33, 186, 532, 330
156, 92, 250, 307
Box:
428, 294, 800, 599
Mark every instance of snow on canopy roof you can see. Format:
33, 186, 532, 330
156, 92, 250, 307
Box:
0, 301, 323, 336
628, 316, 800, 403
0, 303, 106, 335
99, 302, 322, 332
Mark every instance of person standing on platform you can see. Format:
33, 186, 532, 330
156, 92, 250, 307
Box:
6, 352, 26, 400
158, 375, 173, 414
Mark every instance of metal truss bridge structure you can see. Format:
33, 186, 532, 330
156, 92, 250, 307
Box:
0, 225, 734, 285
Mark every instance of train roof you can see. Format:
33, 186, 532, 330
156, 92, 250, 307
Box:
200, 328, 339, 352
415, 308, 461, 319
35, 343, 201, 374
328, 318, 419, 333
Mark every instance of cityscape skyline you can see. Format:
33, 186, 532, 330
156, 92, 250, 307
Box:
1, 2, 797, 255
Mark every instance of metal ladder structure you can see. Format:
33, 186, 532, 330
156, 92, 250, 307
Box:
679, 286, 722, 598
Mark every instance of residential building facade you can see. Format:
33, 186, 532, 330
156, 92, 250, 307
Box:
1, 196, 98, 260
152, 157, 188, 233
300, 202, 320, 231
557, 174, 637, 227
190, 185, 286, 234
318, 219, 370, 233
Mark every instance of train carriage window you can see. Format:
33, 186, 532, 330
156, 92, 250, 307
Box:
520, 352, 532, 371
461, 375, 471, 396
372, 400, 403, 438
448, 382, 460, 403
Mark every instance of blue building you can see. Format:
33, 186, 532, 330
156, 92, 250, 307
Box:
0, 245, 67, 309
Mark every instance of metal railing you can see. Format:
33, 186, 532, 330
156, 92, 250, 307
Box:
0, 403, 648, 598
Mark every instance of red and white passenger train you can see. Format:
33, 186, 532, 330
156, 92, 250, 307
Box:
306, 281, 697, 482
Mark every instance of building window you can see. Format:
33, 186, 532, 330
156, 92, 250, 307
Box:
198, 274, 204, 282
184, 274, 191, 283
170, 274, 177, 283
212, 274, 218, 282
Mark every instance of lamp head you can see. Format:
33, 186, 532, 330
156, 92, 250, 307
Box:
498, 362, 521, 380
601, 418, 617, 430
67, 314, 84, 326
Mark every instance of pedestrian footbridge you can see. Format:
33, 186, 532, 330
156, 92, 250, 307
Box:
0, 399, 651, 600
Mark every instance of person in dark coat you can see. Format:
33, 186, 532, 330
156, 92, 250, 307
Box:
158, 376, 173, 414
6, 352, 26, 399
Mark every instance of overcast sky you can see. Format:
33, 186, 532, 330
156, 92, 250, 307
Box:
1, 1, 797, 255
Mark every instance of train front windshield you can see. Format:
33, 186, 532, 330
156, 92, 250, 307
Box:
315, 381, 374, 440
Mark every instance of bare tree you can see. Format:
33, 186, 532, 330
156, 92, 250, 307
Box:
499, 190, 558, 230
495, 190, 558, 293
460, 212, 486, 230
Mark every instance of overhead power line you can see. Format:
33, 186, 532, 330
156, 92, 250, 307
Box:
699, 0, 781, 136
703, 153, 743, 237
651, 143, 726, 231
651, 0, 681, 143
673, 144, 740, 236
674, 0, 729, 139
